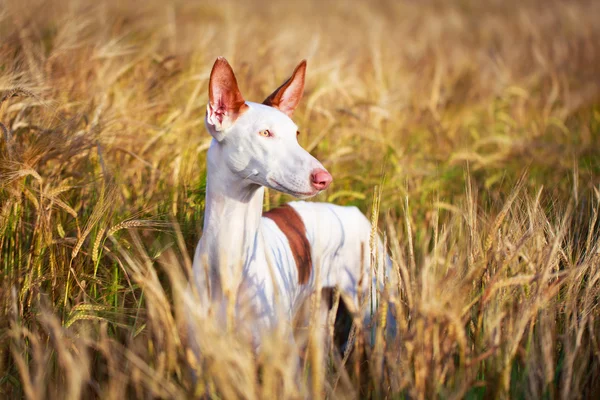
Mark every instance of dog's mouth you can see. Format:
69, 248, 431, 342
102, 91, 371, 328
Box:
270, 179, 317, 198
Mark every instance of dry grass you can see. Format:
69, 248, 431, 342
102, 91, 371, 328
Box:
2, 0, 600, 398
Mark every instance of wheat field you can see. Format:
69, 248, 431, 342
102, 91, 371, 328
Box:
1, 0, 600, 398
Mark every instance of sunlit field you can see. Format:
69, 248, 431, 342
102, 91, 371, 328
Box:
2, 0, 600, 398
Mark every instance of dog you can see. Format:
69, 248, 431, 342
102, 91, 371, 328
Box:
189, 57, 392, 358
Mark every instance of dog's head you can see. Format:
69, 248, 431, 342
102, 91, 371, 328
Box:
205, 57, 332, 198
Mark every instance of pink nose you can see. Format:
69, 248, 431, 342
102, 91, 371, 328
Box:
311, 169, 333, 191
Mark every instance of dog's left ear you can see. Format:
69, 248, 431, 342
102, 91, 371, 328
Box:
263, 60, 306, 117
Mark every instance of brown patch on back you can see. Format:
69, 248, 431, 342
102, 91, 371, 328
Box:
263, 204, 312, 284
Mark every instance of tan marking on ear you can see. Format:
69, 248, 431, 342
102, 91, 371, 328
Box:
263, 204, 312, 285
262, 60, 307, 117
208, 57, 249, 127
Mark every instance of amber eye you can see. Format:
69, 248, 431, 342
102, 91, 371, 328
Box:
259, 129, 272, 137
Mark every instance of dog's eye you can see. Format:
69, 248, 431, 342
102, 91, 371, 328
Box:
296, 130, 300, 137
259, 129, 272, 138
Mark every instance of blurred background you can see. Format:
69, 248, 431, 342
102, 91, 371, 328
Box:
1, 0, 600, 398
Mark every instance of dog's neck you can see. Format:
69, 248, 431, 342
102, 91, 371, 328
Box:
198, 140, 265, 294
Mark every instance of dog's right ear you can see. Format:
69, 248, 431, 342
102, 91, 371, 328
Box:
206, 57, 248, 140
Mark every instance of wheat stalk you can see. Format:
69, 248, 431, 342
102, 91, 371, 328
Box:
107, 219, 149, 237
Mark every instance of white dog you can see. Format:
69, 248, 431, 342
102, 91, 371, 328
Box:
191, 57, 390, 352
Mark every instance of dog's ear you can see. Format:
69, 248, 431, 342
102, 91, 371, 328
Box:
206, 57, 248, 139
263, 60, 306, 117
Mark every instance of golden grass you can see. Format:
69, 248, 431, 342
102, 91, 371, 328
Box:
2, 0, 600, 398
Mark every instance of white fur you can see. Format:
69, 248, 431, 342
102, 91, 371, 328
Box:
191, 76, 389, 350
